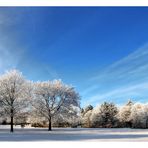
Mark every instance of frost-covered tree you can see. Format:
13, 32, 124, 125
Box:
0, 100, 3, 117
81, 110, 92, 127
14, 111, 29, 127
81, 105, 93, 127
32, 80, 80, 131
50, 105, 80, 128
84, 105, 93, 113
29, 109, 46, 127
130, 103, 148, 128
62, 105, 80, 127
90, 106, 102, 127
117, 100, 134, 127
98, 102, 118, 127
0, 70, 32, 132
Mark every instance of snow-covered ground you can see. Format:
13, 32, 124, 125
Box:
0, 126, 148, 141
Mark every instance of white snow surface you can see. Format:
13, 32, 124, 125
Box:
0, 126, 148, 141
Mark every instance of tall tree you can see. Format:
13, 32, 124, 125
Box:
99, 102, 118, 127
0, 70, 32, 132
90, 106, 101, 128
32, 80, 80, 131
81, 105, 93, 127
130, 103, 148, 128
117, 100, 134, 127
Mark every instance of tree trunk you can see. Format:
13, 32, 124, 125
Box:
10, 108, 13, 132
48, 116, 52, 131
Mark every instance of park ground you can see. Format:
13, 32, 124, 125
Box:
0, 126, 148, 142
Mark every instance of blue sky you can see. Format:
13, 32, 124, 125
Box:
0, 7, 148, 107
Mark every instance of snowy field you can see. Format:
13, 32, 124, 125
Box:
0, 126, 148, 141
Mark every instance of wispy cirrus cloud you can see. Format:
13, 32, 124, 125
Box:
0, 10, 24, 73
82, 44, 148, 106
0, 9, 59, 80
87, 82, 148, 106
0, 34, 24, 74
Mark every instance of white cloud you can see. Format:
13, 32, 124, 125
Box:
0, 42, 20, 73
88, 82, 148, 104
0, 11, 23, 73
83, 43, 148, 106
0, 9, 59, 80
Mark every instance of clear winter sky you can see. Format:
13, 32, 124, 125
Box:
0, 7, 148, 107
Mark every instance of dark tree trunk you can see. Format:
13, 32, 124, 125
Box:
48, 116, 52, 131
10, 108, 13, 132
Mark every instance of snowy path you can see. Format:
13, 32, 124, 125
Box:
0, 127, 148, 141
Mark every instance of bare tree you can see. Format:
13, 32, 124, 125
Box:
0, 70, 32, 132
32, 80, 80, 131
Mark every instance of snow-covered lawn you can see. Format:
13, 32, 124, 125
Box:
0, 126, 148, 141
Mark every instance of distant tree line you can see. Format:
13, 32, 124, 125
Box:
81, 101, 148, 129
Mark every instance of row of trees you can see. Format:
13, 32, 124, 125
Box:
81, 101, 148, 128
0, 69, 148, 132
0, 70, 80, 132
